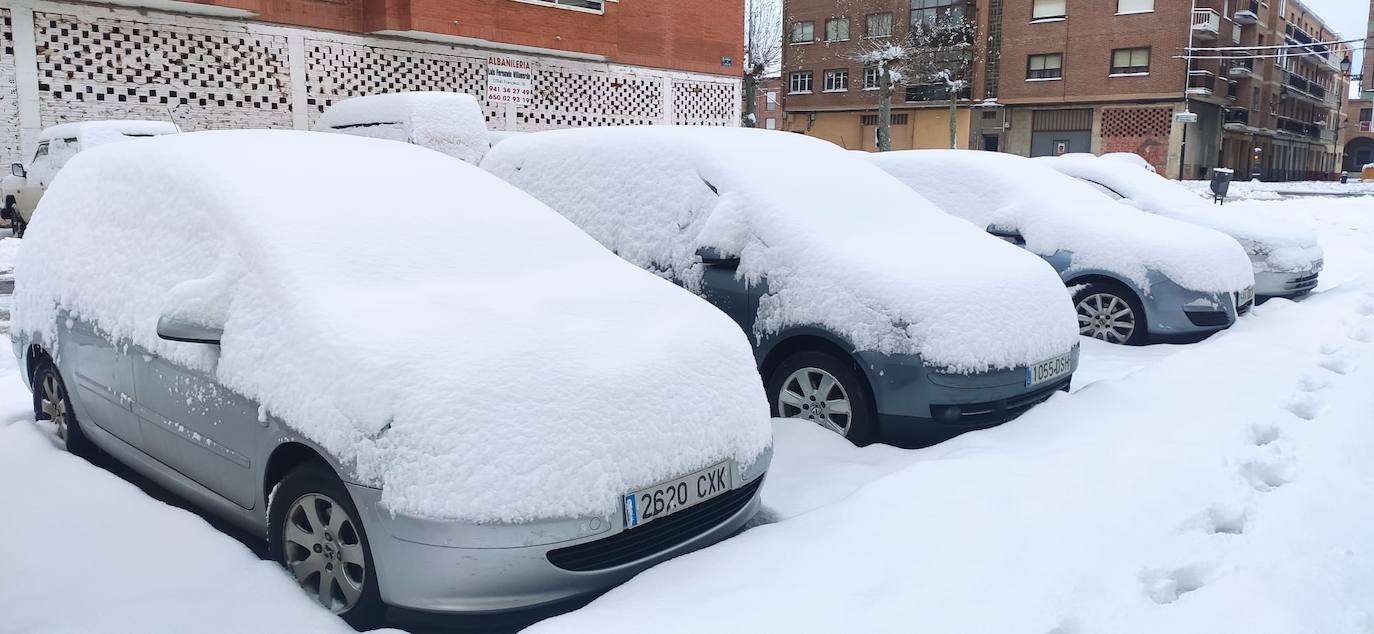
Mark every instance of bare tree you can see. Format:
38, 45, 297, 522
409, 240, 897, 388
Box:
853, 42, 909, 151
907, 15, 980, 149
742, 0, 782, 127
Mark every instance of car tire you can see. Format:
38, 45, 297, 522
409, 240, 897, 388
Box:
767, 350, 877, 446
268, 462, 384, 628
32, 361, 94, 456
1072, 281, 1147, 346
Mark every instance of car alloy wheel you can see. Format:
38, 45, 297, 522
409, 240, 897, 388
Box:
777, 367, 853, 436
282, 493, 368, 614
1076, 292, 1136, 344
36, 371, 71, 444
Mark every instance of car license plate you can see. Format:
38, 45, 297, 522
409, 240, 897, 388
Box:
1238, 286, 1255, 311
623, 461, 733, 529
1026, 352, 1072, 388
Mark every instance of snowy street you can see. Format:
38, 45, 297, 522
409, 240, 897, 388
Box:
1, 187, 1372, 633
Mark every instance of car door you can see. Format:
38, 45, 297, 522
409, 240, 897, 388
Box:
14, 142, 49, 220
697, 251, 760, 337
131, 352, 262, 509
59, 316, 140, 447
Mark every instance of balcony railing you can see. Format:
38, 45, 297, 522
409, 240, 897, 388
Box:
1187, 71, 1217, 96
1227, 56, 1255, 78
1192, 8, 1220, 38
1234, 0, 1259, 25
1281, 71, 1336, 107
1223, 108, 1250, 125
1276, 115, 1321, 139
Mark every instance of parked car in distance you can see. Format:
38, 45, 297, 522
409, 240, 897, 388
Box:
483, 127, 1083, 448
314, 91, 490, 165
11, 130, 772, 624
866, 150, 1256, 345
1038, 153, 1324, 299
1, 120, 178, 236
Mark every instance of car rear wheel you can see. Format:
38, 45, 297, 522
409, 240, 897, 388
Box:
767, 350, 875, 445
268, 463, 383, 627
1073, 282, 1147, 345
32, 362, 93, 455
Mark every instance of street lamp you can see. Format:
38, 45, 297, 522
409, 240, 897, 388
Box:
1341, 55, 1363, 81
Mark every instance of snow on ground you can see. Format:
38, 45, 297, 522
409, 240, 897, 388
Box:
0, 189, 1372, 633
1180, 178, 1374, 201
529, 197, 1374, 633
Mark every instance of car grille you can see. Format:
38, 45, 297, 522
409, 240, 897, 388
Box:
1186, 310, 1231, 327
1284, 272, 1319, 294
546, 476, 763, 572
939, 376, 1070, 422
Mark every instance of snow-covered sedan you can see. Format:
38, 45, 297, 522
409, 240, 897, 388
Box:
866, 150, 1256, 345
11, 130, 772, 625
314, 91, 490, 166
484, 127, 1082, 448
1038, 154, 1324, 299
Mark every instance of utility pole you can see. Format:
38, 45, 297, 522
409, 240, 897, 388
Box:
1179, 0, 1197, 181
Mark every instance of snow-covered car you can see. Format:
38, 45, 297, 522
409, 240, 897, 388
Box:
483, 127, 1081, 448
1, 120, 178, 236
866, 150, 1256, 345
1099, 151, 1157, 173
1038, 153, 1324, 299
314, 91, 490, 165
11, 130, 772, 624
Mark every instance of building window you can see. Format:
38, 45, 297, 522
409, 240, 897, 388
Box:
1110, 48, 1150, 74
912, 0, 967, 27
863, 65, 881, 89
826, 17, 851, 41
766, 118, 778, 130
981, 110, 998, 119
518, 0, 605, 12
862, 114, 910, 125
1027, 53, 1063, 79
1031, 0, 1066, 20
791, 21, 815, 43
824, 69, 850, 91
1361, 108, 1373, 123
1116, 0, 1153, 14
866, 13, 893, 37
765, 92, 778, 112
790, 71, 814, 93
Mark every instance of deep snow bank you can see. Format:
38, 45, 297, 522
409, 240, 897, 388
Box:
12, 130, 771, 523
483, 127, 1079, 373
866, 150, 1255, 294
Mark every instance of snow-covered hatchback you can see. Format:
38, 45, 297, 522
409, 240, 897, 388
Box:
1038, 153, 1324, 299
483, 127, 1082, 448
11, 130, 772, 624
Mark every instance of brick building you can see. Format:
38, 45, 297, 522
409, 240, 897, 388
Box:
752, 75, 784, 130
782, 0, 1350, 180
1342, 0, 1374, 172
779, 0, 993, 150
0, 0, 743, 166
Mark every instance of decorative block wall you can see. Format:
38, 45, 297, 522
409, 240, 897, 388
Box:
0, 9, 20, 166
31, 11, 293, 131
0, 0, 742, 158
1101, 107, 1173, 173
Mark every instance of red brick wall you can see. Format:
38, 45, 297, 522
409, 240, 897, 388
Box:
1100, 107, 1173, 172
189, 0, 742, 76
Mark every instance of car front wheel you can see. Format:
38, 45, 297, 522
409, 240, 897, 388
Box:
268, 463, 383, 626
1073, 282, 1147, 345
32, 361, 93, 455
767, 350, 876, 445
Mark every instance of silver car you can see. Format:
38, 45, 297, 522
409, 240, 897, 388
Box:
11, 130, 771, 626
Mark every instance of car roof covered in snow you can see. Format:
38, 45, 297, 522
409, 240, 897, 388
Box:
1038, 154, 1321, 272
37, 120, 179, 146
864, 150, 1254, 293
13, 130, 771, 523
483, 126, 1080, 373
314, 91, 490, 165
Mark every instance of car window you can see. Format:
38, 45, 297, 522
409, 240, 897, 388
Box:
33, 142, 49, 162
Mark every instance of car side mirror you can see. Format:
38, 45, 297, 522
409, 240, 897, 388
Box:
156, 313, 223, 345
986, 225, 1026, 247
10, 163, 24, 178
696, 246, 740, 268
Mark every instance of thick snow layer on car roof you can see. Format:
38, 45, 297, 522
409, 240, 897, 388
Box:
1099, 152, 1157, 172
865, 150, 1254, 294
37, 119, 179, 146
1038, 155, 1323, 274
482, 127, 1080, 373
12, 130, 771, 523
314, 92, 490, 165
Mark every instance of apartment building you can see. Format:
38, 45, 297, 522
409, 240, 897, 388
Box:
779, 0, 993, 150
0, 0, 743, 165
1342, 0, 1374, 171
752, 76, 785, 130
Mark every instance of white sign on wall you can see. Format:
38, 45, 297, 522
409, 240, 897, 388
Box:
487, 56, 533, 106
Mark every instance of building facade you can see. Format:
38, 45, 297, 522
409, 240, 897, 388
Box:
752, 75, 784, 130
779, 0, 991, 151
0, 0, 743, 166
781, 0, 1350, 180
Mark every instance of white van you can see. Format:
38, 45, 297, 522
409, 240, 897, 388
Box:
2, 120, 179, 235
313, 92, 491, 166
